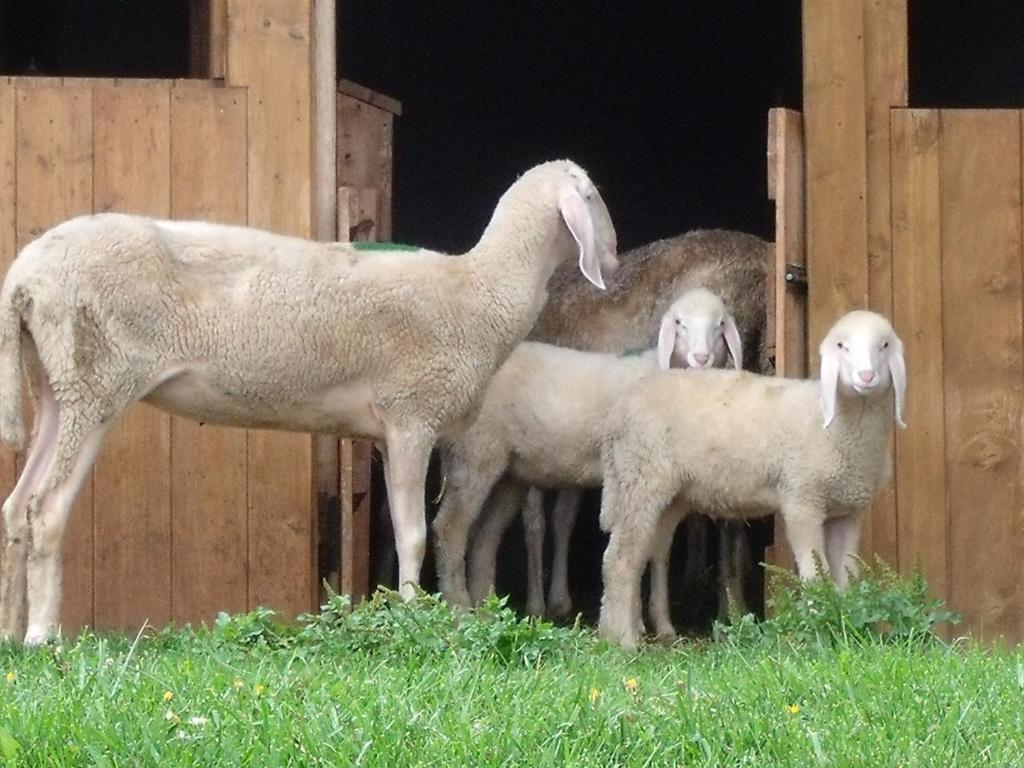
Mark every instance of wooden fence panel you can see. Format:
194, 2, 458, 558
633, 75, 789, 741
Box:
939, 110, 1024, 641
227, 0, 318, 615
92, 82, 174, 632
890, 109, 948, 603
169, 83, 250, 625
15, 81, 95, 634
0, 81, 15, 511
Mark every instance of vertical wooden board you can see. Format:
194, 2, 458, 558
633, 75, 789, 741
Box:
189, 0, 228, 79
15, 82, 95, 634
169, 83, 249, 625
227, 0, 317, 615
890, 109, 948, 604
802, 0, 870, 357
337, 97, 395, 239
91, 83, 173, 632
862, 1, 908, 569
0, 82, 16, 514
940, 110, 1023, 641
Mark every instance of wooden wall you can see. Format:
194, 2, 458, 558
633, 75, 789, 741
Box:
0, 77, 323, 634
801, 0, 1024, 642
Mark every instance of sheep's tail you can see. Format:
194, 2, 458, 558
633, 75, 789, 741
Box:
0, 284, 25, 449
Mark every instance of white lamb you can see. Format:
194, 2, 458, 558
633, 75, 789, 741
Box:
0, 159, 618, 645
433, 287, 742, 639
597, 310, 906, 648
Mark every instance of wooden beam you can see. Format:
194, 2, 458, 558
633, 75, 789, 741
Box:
189, 0, 228, 79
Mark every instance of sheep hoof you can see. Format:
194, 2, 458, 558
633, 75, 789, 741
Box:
547, 596, 573, 619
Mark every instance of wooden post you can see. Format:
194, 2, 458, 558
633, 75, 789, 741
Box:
188, 0, 228, 79
337, 187, 378, 603
764, 108, 807, 576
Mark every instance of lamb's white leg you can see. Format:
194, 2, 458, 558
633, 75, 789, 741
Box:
824, 513, 862, 589
522, 487, 546, 617
0, 383, 58, 641
465, 479, 522, 605
382, 430, 434, 601
546, 489, 580, 618
781, 501, 829, 582
24, 417, 108, 645
598, 483, 663, 650
717, 521, 751, 620
648, 503, 686, 641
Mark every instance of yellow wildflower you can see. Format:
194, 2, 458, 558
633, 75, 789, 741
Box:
254, 683, 266, 696
4, 671, 13, 683
785, 703, 801, 714
163, 690, 174, 703
624, 677, 638, 693
589, 688, 600, 704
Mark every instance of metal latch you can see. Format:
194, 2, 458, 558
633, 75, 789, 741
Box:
784, 264, 807, 288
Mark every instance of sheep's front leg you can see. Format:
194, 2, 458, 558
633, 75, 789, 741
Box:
825, 513, 862, 589
780, 500, 829, 582
24, 418, 109, 645
547, 489, 580, 619
382, 430, 435, 601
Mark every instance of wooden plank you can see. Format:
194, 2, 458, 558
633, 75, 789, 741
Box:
862, 0, 908, 569
312, 0, 339, 603
940, 110, 1023, 641
890, 108, 947, 606
0, 81, 16, 520
189, 0, 228, 79
337, 187, 375, 603
338, 96, 394, 240
169, 83, 249, 625
336, 79, 403, 116
765, 108, 806, 575
91, 82, 173, 632
227, 0, 317, 615
802, 0, 870, 356
15, 82, 95, 634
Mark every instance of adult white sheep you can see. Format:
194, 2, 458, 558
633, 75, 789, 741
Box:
597, 310, 906, 648
0, 159, 618, 645
433, 287, 741, 640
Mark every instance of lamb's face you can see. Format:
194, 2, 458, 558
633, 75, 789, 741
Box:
657, 288, 742, 371
819, 310, 907, 429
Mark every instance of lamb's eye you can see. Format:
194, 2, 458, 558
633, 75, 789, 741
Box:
836, 341, 846, 351
717, 321, 724, 329
881, 341, 890, 350
675, 318, 681, 326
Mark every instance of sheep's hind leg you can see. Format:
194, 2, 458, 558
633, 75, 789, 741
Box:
383, 429, 435, 601
464, 479, 522, 606
0, 380, 59, 641
23, 414, 109, 645
546, 489, 580, 619
648, 502, 687, 642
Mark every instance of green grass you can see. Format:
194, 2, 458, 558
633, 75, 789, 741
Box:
0, 572, 1020, 767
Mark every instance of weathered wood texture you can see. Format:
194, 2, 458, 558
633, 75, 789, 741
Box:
802, 0, 1024, 642
227, 0, 319, 615
765, 108, 806, 574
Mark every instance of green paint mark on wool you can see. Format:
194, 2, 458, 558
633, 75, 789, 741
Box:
351, 241, 420, 252
619, 347, 648, 358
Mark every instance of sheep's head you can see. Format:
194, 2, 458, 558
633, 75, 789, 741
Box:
819, 310, 906, 430
514, 160, 619, 290
657, 287, 743, 371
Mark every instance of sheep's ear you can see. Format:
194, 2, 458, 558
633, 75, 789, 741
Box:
819, 345, 839, 429
723, 313, 743, 370
889, 339, 908, 430
559, 189, 604, 290
657, 312, 677, 371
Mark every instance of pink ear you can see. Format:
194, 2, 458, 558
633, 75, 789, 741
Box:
558, 189, 603, 289
889, 340, 907, 429
723, 314, 743, 370
819, 346, 840, 428
657, 312, 677, 371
